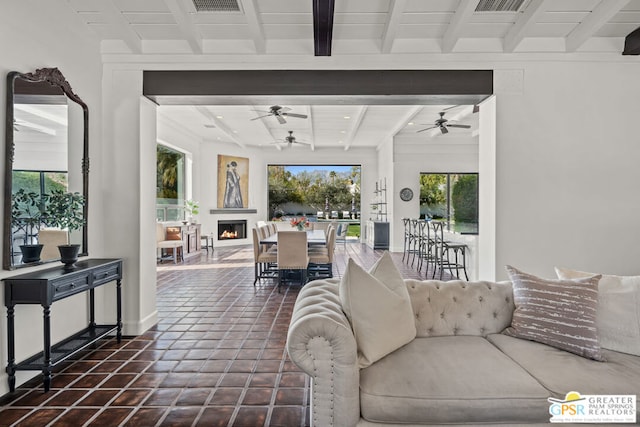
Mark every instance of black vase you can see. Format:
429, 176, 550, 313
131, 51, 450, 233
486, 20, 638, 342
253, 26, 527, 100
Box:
58, 244, 81, 269
20, 244, 44, 263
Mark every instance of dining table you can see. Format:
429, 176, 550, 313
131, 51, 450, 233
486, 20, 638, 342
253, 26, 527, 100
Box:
260, 229, 327, 246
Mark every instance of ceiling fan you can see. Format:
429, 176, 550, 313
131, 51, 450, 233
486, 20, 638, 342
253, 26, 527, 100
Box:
251, 105, 308, 124
416, 111, 471, 135
273, 131, 310, 148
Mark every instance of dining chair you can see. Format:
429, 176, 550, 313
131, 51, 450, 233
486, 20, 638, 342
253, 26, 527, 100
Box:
277, 231, 309, 292
335, 223, 348, 248
308, 226, 335, 280
38, 228, 69, 260
252, 228, 277, 285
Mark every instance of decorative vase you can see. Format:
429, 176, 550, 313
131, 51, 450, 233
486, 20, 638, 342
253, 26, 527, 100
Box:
20, 244, 44, 263
58, 244, 81, 269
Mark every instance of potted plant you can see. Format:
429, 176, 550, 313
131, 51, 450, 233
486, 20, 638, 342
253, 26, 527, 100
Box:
184, 199, 199, 224
11, 189, 45, 263
44, 190, 86, 268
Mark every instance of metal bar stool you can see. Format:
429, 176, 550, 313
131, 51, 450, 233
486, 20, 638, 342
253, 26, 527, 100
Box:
401, 218, 411, 262
431, 221, 469, 280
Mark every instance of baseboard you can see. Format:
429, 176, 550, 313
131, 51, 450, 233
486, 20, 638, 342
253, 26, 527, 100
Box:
122, 310, 158, 336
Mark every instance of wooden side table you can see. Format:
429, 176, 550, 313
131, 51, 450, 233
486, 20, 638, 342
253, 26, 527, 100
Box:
3, 258, 123, 392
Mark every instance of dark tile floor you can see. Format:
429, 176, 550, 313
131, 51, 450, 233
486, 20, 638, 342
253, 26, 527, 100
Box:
0, 243, 435, 426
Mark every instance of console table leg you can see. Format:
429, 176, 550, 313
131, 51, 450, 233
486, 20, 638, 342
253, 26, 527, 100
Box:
116, 278, 122, 342
7, 305, 16, 392
43, 306, 51, 392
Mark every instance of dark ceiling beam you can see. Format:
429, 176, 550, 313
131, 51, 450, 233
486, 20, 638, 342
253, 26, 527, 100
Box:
623, 26, 640, 55
313, 0, 335, 56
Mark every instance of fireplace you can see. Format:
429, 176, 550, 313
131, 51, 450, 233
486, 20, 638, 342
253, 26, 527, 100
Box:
218, 220, 247, 240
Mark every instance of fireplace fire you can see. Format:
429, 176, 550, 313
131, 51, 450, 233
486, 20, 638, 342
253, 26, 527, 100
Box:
218, 220, 247, 240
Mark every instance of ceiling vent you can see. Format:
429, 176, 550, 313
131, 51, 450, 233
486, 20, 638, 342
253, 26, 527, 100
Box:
475, 0, 526, 12
192, 0, 240, 12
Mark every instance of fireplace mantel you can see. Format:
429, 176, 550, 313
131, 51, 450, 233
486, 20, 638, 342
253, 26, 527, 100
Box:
209, 209, 257, 214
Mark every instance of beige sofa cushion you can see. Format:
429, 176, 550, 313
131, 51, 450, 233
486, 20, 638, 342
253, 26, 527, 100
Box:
555, 267, 640, 356
504, 266, 603, 361
487, 334, 640, 402
359, 336, 550, 424
339, 253, 416, 368
406, 279, 514, 337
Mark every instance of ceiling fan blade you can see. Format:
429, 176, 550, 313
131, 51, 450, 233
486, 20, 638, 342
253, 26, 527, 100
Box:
440, 126, 449, 134
417, 126, 437, 133
442, 105, 461, 111
251, 114, 271, 121
447, 124, 471, 129
276, 115, 286, 124
282, 112, 308, 119
296, 140, 311, 145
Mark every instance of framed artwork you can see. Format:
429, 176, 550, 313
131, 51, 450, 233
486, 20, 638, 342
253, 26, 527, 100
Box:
217, 155, 249, 208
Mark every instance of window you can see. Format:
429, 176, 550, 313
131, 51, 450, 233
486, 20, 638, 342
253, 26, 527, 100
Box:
12, 170, 68, 196
267, 165, 361, 220
420, 173, 478, 234
156, 144, 185, 221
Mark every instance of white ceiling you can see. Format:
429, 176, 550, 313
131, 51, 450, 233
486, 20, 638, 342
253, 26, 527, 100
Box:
64, 0, 640, 55
61, 0, 638, 149
158, 104, 480, 150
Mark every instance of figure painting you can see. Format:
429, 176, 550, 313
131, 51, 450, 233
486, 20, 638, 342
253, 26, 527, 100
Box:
217, 155, 249, 208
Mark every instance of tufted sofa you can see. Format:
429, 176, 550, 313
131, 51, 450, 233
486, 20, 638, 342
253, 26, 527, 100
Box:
286, 278, 640, 426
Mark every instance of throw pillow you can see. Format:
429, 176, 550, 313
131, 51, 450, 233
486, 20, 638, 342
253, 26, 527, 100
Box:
555, 267, 640, 356
339, 252, 417, 368
503, 265, 604, 361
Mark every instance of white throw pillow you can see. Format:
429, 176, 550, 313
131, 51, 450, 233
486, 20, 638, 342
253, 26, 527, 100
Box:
555, 267, 640, 356
339, 252, 417, 368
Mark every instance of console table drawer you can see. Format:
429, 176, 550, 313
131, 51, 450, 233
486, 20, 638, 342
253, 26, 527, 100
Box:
92, 264, 121, 285
53, 276, 90, 300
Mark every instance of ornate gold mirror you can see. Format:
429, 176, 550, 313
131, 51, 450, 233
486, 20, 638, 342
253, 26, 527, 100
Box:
3, 68, 88, 269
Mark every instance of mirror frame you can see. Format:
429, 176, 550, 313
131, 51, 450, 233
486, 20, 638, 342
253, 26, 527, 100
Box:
3, 68, 89, 270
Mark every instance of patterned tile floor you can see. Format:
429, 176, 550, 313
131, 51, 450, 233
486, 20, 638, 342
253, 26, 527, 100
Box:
0, 243, 439, 426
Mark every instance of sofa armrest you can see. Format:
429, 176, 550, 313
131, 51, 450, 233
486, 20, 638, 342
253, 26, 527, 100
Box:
287, 279, 360, 427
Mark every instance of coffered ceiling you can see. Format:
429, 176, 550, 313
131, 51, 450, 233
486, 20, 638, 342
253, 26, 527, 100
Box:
64, 0, 640, 55
158, 103, 479, 150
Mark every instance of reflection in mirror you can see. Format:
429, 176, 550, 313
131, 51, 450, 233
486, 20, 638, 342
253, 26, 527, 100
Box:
3, 68, 88, 270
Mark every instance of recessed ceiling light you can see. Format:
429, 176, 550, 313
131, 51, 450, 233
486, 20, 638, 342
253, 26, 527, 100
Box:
216, 115, 223, 119
343, 116, 351, 119
232, 130, 238, 133
340, 130, 346, 134
408, 122, 414, 126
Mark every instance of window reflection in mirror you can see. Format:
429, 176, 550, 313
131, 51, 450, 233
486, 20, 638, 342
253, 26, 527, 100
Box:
4, 68, 88, 270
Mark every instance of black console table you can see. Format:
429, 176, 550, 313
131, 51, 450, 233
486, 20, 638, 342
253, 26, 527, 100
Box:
3, 258, 122, 392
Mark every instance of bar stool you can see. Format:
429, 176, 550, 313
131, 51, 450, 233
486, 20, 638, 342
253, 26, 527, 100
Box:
417, 219, 436, 275
401, 218, 411, 261
431, 221, 469, 280
409, 219, 421, 267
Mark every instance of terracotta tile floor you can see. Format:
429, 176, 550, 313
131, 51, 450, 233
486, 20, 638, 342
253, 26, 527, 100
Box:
0, 243, 438, 426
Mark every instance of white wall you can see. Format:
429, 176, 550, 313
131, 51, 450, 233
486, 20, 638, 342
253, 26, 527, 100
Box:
0, 1, 103, 395
3, 0, 640, 395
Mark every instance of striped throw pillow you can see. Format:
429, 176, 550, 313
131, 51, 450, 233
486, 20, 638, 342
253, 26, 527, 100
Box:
503, 266, 604, 361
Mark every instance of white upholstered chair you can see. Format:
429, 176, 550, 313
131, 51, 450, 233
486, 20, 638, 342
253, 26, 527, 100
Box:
156, 222, 184, 263
252, 227, 277, 285
277, 231, 309, 292
38, 228, 69, 260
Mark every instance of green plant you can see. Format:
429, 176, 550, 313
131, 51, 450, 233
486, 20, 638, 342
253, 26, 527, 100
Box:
11, 189, 45, 228
451, 175, 478, 224
184, 199, 199, 216
45, 190, 86, 232
11, 189, 46, 243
